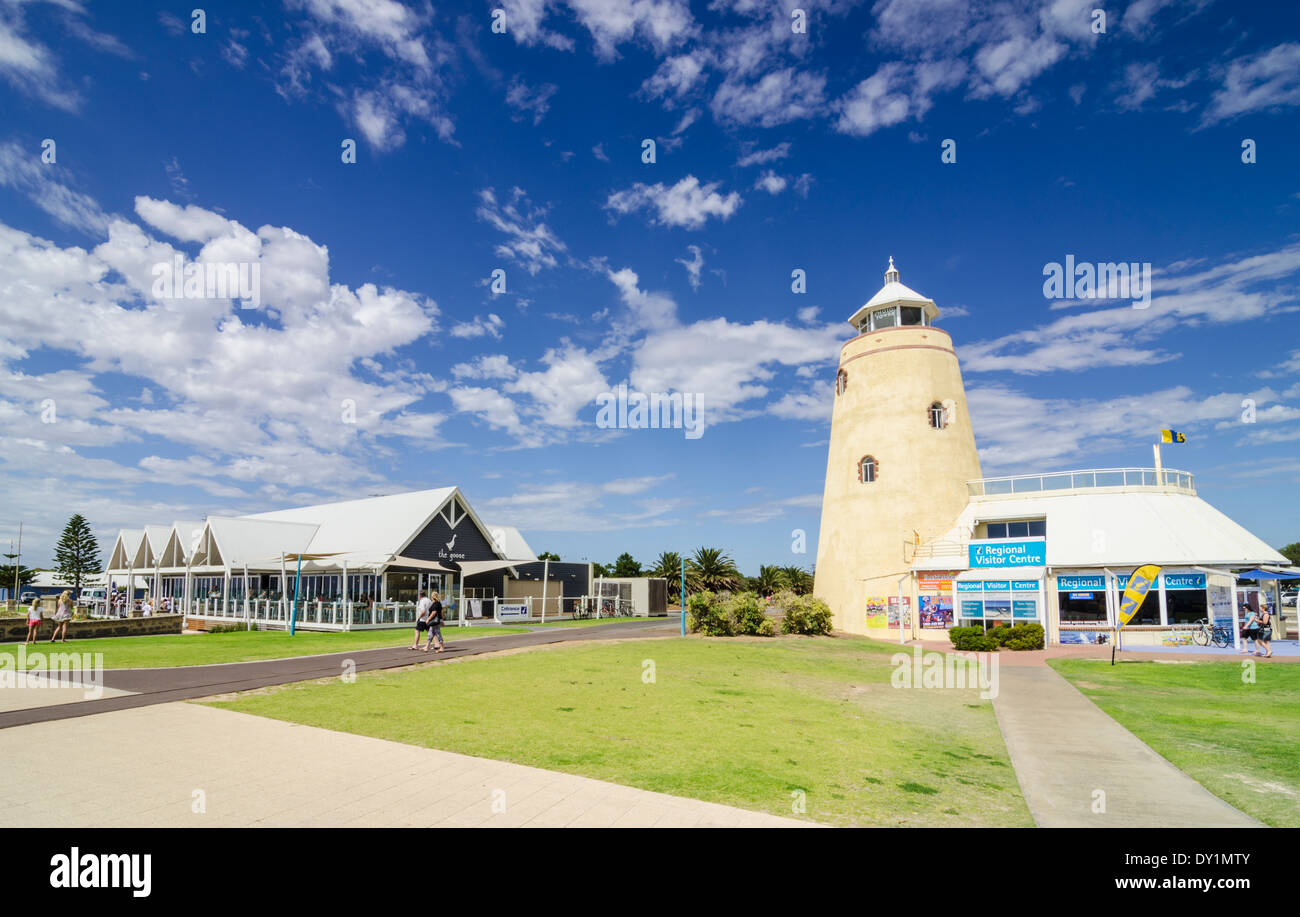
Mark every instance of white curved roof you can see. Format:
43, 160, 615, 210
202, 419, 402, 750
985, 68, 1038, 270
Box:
848, 259, 939, 329
921, 490, 1287, 569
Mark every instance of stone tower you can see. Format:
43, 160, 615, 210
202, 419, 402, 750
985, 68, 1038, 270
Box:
813, 259, 982, 635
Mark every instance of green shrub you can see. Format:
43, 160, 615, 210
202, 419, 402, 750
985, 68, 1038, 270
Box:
1004, 622, 1044, 651
687, 592, 732, 636
726, 592, 770, 636
948, 626, 999, 652
779, 594, 834, 635
206, 623, 250, 634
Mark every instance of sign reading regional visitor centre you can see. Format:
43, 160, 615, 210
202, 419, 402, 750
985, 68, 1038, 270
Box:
967, 538, 1047, 569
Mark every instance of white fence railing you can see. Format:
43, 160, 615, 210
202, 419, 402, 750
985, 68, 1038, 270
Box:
968, 467, 1196, 497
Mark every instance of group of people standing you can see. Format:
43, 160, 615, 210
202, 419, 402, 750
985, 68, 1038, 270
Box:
410, 590, 445, 653
24, 591, 73, 644
1240, 602, 1274, 657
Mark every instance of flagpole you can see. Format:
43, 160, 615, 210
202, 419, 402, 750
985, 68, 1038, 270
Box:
1153, 441, 1163, 487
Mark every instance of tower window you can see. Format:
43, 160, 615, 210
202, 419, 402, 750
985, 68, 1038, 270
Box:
900, 306, 924, 326
870, 307, 897, 330
929, 401, 948, 429
836, 369, 848, 395
858, 456, 878, 483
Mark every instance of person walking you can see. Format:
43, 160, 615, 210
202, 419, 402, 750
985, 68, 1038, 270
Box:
423, 592, 445, 653
1239, 604, 1259, 654
25, 595, 43, 644
50, 590, 73, 643
1255, 602, 1274, 658
409, 590, 431, 650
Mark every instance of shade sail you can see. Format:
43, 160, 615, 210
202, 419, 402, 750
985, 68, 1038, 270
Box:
457, 559, 533, 577
386, 555, 457, 572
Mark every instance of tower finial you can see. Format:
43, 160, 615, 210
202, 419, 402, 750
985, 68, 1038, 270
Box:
884, 256, 899, 284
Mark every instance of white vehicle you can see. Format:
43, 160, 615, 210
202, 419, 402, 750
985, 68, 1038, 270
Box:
78, 587, 108, 608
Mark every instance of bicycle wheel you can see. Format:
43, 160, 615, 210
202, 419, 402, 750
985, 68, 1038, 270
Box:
1214, 628, 1231, 649
1192, 625, 1210, 646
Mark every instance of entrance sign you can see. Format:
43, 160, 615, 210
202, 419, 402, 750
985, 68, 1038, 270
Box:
968, 538, 1046, 568
1162, 573, 1206, 590
498, 602, 529, 621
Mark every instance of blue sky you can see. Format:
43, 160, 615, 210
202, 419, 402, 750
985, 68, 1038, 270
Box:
1, 0, 1298, 573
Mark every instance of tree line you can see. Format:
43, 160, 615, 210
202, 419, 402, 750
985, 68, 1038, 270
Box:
540, 548, 814, 603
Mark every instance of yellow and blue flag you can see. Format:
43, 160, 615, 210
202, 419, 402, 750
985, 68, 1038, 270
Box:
1118, 564, 1162, 628
1160, 429, 1185, 443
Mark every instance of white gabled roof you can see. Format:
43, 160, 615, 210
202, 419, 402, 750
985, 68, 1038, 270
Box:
109, 530, 144, 569
925, 490, 1287, 569
483, 523, 538, 563
202, 516, 319, 567
244, 487, 458, 557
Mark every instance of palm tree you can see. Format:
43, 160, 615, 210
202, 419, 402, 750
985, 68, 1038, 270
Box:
781, 565, 813, 595
755, 565, 787, 596
687, 547, 741, 594
649, 551, 683, 603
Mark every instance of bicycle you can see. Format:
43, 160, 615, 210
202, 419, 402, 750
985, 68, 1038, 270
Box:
1191, 618, 1231, 649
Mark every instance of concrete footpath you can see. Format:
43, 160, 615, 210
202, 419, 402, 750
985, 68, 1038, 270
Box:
992, 666, 1260, 827
0, 701, 813, 828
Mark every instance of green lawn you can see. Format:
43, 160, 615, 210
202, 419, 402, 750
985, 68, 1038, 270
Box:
208, 635, 1031, 826
1051, 658, 1300, 827
11, 626, 527, 669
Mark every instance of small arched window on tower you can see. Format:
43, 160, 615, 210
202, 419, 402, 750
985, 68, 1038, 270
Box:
858, 455, 878, 483
836, 369, 848, 395
929, 401, 948, 429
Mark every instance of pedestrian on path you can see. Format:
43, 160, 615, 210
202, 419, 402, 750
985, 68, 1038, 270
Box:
1254, 604, 1274, 658
51, 590, 73, 643
423, 592, 445, 654
1239, 604, 1259, 654
25, 595, 43, 643
410, 590, 431, 650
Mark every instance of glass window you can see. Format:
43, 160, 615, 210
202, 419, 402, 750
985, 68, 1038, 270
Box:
1006, 521, 1029, 537
1059, 590, 1107, 623
1027, 520, 1047, 537
858, 456, 877, 483
836, 369, 848, 395
928, 401, 946, 428
900, 306, 923, 325
986, 522, 1007, 538
1166, 589, 1207, 625
871, 307, 897, 329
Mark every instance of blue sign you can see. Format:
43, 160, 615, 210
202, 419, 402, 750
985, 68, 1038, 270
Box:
1012, 580, 1040, 592
1068, 592, 1095, 600
955, 581, 984, 593
1013, 599, 1038, 619
982, 580, 1011, 592
1059, 574, 1105, 590
968, 539, 1046, 569
1162, 573, 1206, 591
960, 600, 983, 616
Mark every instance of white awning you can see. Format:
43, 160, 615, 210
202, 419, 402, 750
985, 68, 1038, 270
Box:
386, 555, 457, 572
457, 559, 535, 577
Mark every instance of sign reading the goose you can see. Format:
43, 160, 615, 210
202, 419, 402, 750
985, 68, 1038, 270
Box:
967, 538, 1046, 569
1118, 564, 1162, 628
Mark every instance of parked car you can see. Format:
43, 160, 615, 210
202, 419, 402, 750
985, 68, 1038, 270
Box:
19, 591, 37, 604
77, 587, 108, 608
1283, 589, 1298, 608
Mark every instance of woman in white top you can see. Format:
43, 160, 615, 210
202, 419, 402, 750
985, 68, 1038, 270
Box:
51, 590, 73, 643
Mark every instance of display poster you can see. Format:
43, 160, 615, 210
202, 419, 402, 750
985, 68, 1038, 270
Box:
865, 595, 888, 628
1012, 598, 1039, 620
917, 570, 957, 593
983, 599, 1011, 619
919, 594, 953, 628
960, 599, 984, 619
1209, 585, 1233, 629
887, 595, 911, 629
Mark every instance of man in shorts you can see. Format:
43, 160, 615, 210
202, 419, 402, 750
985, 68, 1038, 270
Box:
410, 590, 431, 650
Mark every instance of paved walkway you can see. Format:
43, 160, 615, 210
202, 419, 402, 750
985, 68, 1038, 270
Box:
0, 702, 812, 828
0, 618, 677, 729
992, 666, 1260, 827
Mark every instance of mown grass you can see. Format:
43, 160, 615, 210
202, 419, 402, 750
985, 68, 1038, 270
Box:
1051, 658, 1300, 826
208, 635, 1030, 826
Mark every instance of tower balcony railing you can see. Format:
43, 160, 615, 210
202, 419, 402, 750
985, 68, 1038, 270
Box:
967, 467, 1196, 498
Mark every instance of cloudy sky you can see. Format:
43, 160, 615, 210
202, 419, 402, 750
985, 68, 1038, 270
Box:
1, 0, 1298, 573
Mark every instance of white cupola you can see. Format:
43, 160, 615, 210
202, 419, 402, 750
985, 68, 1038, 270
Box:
847, 258, 941, 332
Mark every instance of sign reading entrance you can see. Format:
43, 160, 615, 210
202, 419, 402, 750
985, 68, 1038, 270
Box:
968, 538, 1046, 569
498, 603, 529, 621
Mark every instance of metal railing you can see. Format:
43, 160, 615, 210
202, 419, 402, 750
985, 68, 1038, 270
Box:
967, 467, 1195, 498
